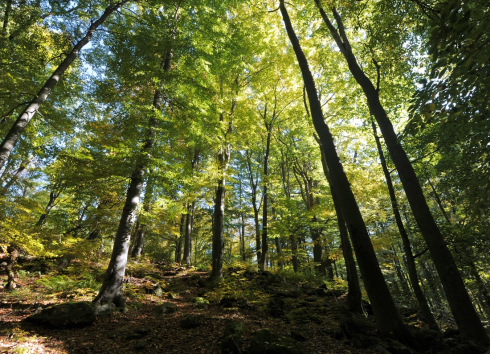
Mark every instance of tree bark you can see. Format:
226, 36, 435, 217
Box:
175, 213, 185, 263
131, 173, 155, 258
279, 1, 415, 345
211, 114, 232, 280
2, 0, 12, 35
316, 2, 487, 342
0, 156, 32, 195
183, 201, 195, 266
0, 1, 129, 170
372, 121, 439, 331
260, 114, 271, 271
318, 138, 362, 313
246, 150, 262, 265
94, 85, 163, 306
36, 189, 61, 226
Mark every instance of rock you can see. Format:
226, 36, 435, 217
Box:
194, 297, 209, 309
133, 340, 147, 350
221, 321, 246, 354
164, 271, 177, 276
25, 301, 95, 329
351, 334, 380, 349
450, 341, 489, 354
180, 315, 203, 329
290, 330, 306, 342
378, 339, 419, 354
443, 328, 459, 339
107, 330, 124, 339
221, 296, 238, 308
197, 278, 207, 288
191, 274, 201, 280
339, 314, 377, 338
153, 286, 163, 296
411, 328, 447, 352
94, 302, 116, 318
167, 292, 179, 299
268, 297, 285, 318
248, 328, 304, 354
152, 303, 178, 316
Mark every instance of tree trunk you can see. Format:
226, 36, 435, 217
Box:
316, 3, 487, 342
279, 1, 415, 345
94, 85, 163, 306
183, 201, 195, 266
2, 0, 12, 35
211, 114, 232, 280
246, 150, 261, 265
260, 121, 271, 271
36, 190, 61, 226
0, 1, 128, 170
318, 138, 362, 313
131, 174, 154, 258
175, 214, 185, 263
5, 245, 19, 289
372, 121, 439, 331
0, 156, 32, 195
241, 212, 246, 261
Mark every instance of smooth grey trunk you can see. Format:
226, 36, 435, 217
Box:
245, 150, 262, 265
183, 201, 195, 266
279, 1, 415, 345
211, 112, 233, 280
316, 2, 487, 342
0, 1, 128, 170
94, 86, 163, 306
241, 213, 246, 261
372, 121, 439, 330
260, 107, 272, 271
175, 214, 185, 263
131, 173, 155, 258
183, 149, 199, 266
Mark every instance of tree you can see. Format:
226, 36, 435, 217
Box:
278, 0, 416, 345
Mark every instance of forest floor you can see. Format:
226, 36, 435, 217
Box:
0, 258, 427, 354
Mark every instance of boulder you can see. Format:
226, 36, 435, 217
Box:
221, 321, 246, 354
248, 328, 304, 354
93, 302, 116, 318
268, 297, 285, 318
180, 314, 203, 329
152, 303, 178, 316
25, 301, 95, 328
339, 314, 377, 338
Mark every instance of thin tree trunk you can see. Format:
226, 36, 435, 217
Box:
246, 150, 261, 265
260, 118, 271, 271
279, 1, 415, 345
175, 214, 185, 263
36, 189, 61, 226
316, 3, 487, 341
372, 121, 439, 331
183, 201, 195, 266
2, 0, 12, 35
0, 156, 32, 195
241, 212, 246, 261
211, 114, 232, 280
0, 1, 128, 170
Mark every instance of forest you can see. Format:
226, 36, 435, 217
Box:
1, 0, 490, 353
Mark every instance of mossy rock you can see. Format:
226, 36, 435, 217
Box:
152, 303, 178, 316
25, 301, 95, 329
194, 297, 209, 309
221, 321, 246, 354
248, 328, 304, 354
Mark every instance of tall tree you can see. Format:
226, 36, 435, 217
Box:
278, 0, 416, 345
314, 2, 488, 342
